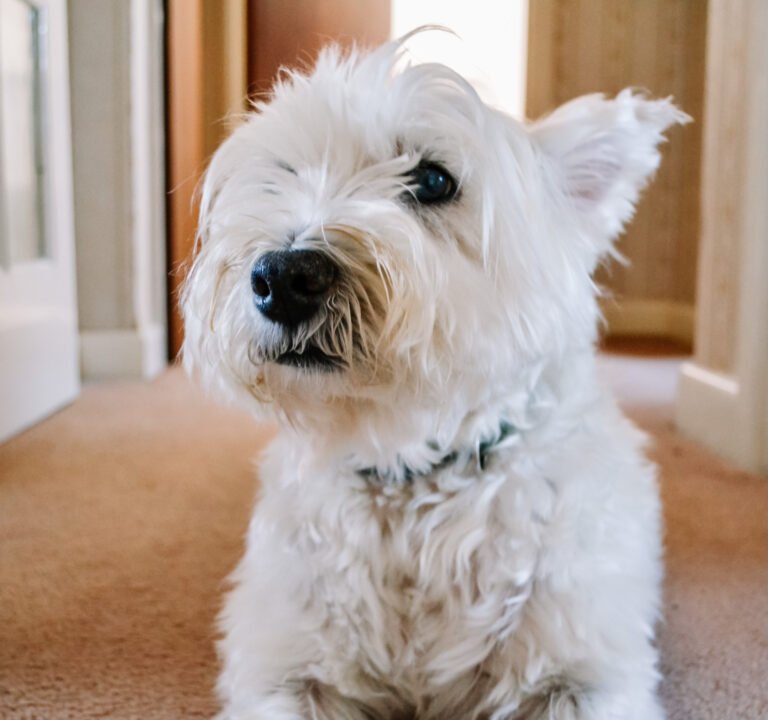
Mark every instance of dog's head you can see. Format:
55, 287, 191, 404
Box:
182, 36, 687, 430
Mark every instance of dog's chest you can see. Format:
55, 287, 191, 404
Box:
305, 473, 544, 694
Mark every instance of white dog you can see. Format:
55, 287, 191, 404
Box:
182, 33, 688, 720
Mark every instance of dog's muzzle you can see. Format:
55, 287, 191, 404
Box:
250, 248, 338, 329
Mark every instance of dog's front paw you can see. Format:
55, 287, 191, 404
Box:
503, 685, 665, 720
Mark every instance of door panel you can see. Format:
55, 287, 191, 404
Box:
247, 0, 390, 95
0, 0, 79, 441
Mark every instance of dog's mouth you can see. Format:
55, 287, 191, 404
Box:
275, 345, 343, 372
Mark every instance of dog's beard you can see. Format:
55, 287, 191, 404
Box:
186, 214, 436, 414
246, 228, 393, 382
247, 308, 341, 371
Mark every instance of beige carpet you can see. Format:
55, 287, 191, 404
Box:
1, 351, 766, 719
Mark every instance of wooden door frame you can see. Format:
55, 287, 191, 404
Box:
165, 0, 249, 358
165, 0, 205, 358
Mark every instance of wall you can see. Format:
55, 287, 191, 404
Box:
527, 0, 707, 344
68, 0, 167, 380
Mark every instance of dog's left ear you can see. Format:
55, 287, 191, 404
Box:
529, 90, 690, 245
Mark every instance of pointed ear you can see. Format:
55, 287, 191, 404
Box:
530, 90, 690, 241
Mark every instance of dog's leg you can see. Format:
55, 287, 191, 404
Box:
480, 583, 665, 720
505, 680, 665, 720
215, 690, 304, 720
303, 681, 380, 720
217, 681, 378, 720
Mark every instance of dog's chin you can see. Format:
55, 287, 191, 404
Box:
274, 345, 343, 372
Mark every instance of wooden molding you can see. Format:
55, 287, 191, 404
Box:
601, 299, 695, 347
166, 0, 205, 358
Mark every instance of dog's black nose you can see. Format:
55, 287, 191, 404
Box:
251, 249, 337, 327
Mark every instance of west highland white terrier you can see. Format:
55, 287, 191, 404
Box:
182, 33, 688, 720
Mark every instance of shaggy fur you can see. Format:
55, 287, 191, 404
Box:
182, 33, 688, 720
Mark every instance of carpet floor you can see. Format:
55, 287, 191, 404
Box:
1, 351, 766, 719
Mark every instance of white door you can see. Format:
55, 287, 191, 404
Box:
0, 0, 79, 442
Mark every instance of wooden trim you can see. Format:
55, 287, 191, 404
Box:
165, 0, 205, 359
202, 0, 248, 158
165, 0, 250, 359
601, 299, 694, 347
692, 0, 749, 375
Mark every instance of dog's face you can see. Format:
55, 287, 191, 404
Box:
182, 39, 686, 427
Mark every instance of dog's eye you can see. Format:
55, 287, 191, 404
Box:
408, 161, 457, 205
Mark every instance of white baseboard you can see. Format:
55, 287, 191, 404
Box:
601, 299, 694, 344
676, 361, 758, 471
80, 324, 167, 382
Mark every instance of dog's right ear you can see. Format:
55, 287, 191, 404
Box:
529, 90, 689, 248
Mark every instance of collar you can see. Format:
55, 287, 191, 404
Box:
355, 419, 518, 484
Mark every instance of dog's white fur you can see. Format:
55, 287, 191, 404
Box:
182, 33, 688, 720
